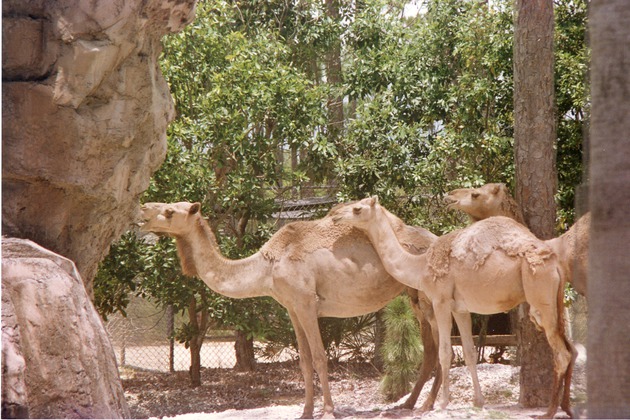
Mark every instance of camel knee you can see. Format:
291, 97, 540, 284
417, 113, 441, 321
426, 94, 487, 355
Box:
528, 307, 545, 332
547, 336, 572, 375
298, 355, 313, 375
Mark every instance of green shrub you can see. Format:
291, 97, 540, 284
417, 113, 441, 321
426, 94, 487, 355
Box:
379, 295, 423, 402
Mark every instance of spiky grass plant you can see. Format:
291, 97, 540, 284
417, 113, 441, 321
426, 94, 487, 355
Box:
379, 295, 424, 402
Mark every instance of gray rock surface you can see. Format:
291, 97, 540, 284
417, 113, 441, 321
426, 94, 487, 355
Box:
2, 238, 129, 418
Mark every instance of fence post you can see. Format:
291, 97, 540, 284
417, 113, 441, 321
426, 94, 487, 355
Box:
120, 317, 128, 367
167, 305, 175, 372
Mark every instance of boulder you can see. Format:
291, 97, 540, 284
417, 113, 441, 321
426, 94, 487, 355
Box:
2, 238, 129, 418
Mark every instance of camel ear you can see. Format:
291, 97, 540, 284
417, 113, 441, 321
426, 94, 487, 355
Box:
492, 184, 501, 195
369, 196, 379, 206
189, 202, 201, 215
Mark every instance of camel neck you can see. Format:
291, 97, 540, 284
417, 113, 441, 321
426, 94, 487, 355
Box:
364, 208, 426, 290
177, 218, 273, 299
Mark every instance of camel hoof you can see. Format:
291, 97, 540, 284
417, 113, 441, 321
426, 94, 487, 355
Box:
561, 404, 574, 419
533, 411, 557, 419
320, 412, 336, 419
419, 403, 435, 413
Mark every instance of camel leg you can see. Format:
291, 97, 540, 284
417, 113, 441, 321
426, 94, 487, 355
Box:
452, 311, 484, 408
400, 292, 441, 411
424, 301, 443, 412
560, 337, 577, 416
560, 338, 577, 418
433, 299, 454, 410
294, 308, 335, 418
536, 328, 571, 419
524, 265, 574, 419
288, 311, 316, 419
527, 305, 572, 419
399, 316, 440, 410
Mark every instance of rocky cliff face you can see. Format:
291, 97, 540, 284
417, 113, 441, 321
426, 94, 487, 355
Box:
2, 0, 197, 289
2, 1, 197, 417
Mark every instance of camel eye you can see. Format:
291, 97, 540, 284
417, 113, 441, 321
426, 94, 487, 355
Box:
353, 207, 361, 215
471, 192, 480, 199
165, 209, 174, 219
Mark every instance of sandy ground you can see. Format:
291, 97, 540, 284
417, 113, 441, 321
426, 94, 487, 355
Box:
154, 364, 585, 419
124, 345, 586, 420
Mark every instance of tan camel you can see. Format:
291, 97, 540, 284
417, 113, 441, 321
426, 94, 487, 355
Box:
330, 197, 576, 419
546, 213, 590, 297
139, 201, 440, 418
445, 183, 525, 224
445, 183, 589, 296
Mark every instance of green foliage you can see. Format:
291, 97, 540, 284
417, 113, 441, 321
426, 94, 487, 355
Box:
379, 295, 423, 402
94, 232, 143, 321
96, 0, 588, 370
338, 0, 587, 234
555, 0, 589, 227
338, 0, 518, 234
96, 0, 334, 356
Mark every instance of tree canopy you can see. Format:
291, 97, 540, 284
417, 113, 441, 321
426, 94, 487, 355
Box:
95, 0, 589, 382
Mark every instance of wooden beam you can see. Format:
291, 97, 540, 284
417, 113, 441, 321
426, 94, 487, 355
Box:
450, 334, 517, 347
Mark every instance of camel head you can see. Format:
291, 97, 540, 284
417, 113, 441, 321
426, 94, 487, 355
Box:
444, 183, 508, 220
139, 201, 202, 236
330, 196, 381, 229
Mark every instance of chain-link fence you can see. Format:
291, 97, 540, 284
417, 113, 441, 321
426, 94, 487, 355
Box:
105, 296, 240, 372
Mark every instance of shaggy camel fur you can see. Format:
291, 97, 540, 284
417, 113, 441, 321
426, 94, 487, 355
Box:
330, 197, 576, 419
445, 183, 589, 296
139, 201, 440, 418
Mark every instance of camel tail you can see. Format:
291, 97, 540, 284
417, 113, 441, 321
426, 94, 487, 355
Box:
556, 266, 566, 333
554, 264, 575, 352
553, 262, 579, 417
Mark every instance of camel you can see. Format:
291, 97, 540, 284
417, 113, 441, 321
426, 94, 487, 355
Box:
445, 183, 589, 296
138, 201, 441, 418
330, 196, 576, 419
445, 183, 525, 224
545, 213, 590, 297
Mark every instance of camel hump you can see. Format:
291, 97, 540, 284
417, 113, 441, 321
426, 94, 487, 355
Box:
428, 217, 553, 279
260, 217, 368, 261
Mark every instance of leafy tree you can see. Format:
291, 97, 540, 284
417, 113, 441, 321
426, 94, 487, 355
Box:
513, 0, 557, 407
340, 0, 516, 234
96, 0, 336, 383
96, 0, 589, 389
555, 0, 589, 225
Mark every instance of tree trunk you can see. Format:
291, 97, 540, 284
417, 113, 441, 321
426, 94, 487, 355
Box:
372, 309, 386, 371
234, 330, 256, 372
189, 339, 203, 387
325, 0, 344, 143
187, 295, 209, 387
587, 1, 630, 417
513, 0, 557, 408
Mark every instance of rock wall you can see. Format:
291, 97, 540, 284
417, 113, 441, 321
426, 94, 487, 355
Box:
2, 238, 130, 418
2, 0, 197, 289
2, 1, 197, 417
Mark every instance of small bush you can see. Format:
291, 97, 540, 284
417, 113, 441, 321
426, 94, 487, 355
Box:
379, 295, 423, 402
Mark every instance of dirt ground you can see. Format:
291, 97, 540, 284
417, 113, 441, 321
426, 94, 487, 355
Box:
122, 345, 586, 419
